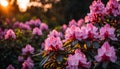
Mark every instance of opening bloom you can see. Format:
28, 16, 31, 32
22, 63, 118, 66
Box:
22, 44, 34, 55
44, 36, 64, 51
99, 24, 117, 40
66, 49, 91, 69
6, 65, 15, 69
22, 57, 34, 69
95, 41, 117, 62
4, 29, 16, 40
32, 27, 42, 36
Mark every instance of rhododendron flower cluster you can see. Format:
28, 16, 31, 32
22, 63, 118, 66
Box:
85, 0, 105, 23
66, 49, 91, 69
99, 24, 117, 40
106, 0, 120, 17
4, 29, 16, 40
22, 57, 34, 69
44, 36, 64, 51
65, 25, 81, 41
95, 42, 117, 62
32, 27, 42, 36
1, 0, 120, 69
14, 22, 31, 30
39, 23, 48, 31
6, 65, 15, 69
25, 19, 41, 27
22, 44, 35, 55
65, 23, 117, 41
48, 30, 63, 38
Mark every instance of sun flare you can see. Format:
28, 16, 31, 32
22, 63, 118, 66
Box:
0, 0, 8, 7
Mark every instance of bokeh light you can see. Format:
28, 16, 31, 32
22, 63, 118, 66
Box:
17, 0, 30, 12
0, 0, 8, 7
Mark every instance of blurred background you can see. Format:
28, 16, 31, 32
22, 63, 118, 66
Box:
0, 0, 109, 28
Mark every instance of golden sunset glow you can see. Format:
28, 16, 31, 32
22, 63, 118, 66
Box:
0, 0, 8, 7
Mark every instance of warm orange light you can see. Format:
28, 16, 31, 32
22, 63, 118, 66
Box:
17, 0, 30, 12
0, 0, 8, 7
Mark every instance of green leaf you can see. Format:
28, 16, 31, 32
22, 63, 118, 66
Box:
72, 40, 78, 47
86, 41, 91, 48
39, 52, 54, 67
93, 42, 100, 49
56, 55, 64, 62
102, 62, 108, 69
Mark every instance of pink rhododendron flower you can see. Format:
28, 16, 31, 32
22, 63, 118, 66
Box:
65, 25, 80, 41
99, 24, 117, 40
19, 23, 31, 30
85, 0, 105, 23
77, 19, 84, 27
22, 57, 34, 69
66, 49, 91, 69
69, 19, 78, 27
40, 23, 48, 31
90, 0, 105, 14
44, 36, 64, 51
85, 24, 98, 40
13, 21, 20, 28
106, 0, 120, 17
65, 25, 88, 41
76, 26, 88, 41
62, 24, 67, 32
26, 19, 41, 27
95, 42, 117, 62
6, 65, 15, 69
48, 30, 62, 38
22, 44, 34, 55
32, 27, 42, 36
4, 29, 16, 39
18, 56, 24, 62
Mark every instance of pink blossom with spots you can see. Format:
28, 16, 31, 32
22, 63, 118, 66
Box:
106, 0, 120, 17
85, 0, 105, 23
89, 0, 106, 14
85, 23, 99, 40
44, 36, 64, 51
95, 41, 117, 62
99, 24, 117, 40
66, 49, 91, 69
